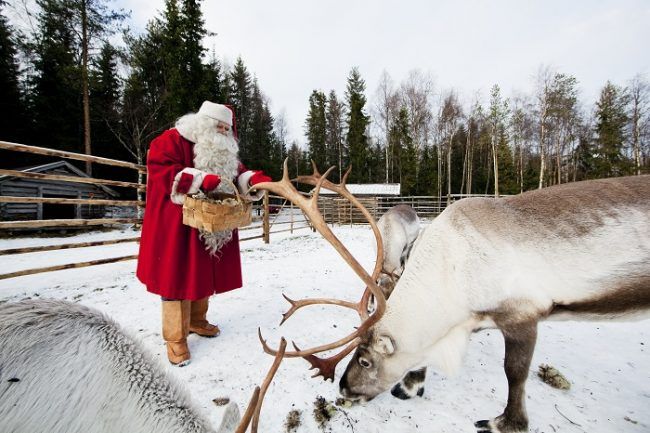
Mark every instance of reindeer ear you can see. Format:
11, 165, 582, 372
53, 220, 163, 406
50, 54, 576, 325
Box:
375, 334, 395, 355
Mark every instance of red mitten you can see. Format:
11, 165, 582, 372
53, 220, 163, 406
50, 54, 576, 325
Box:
176, 172, 195, 194
201, 174, 221, 192
250, 171, 271, 185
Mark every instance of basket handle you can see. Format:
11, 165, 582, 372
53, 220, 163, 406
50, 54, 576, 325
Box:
219, 178, 248, 204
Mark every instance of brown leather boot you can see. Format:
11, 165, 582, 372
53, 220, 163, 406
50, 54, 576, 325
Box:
189, 297, 220, 337
162, 300, 191, 366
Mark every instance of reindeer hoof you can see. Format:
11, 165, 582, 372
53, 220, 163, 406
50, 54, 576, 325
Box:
390, 383, 425, 400
474, 418, 527, 433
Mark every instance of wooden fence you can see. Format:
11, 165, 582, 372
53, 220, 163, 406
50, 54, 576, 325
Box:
0, 141, 314, 280
0, 140, 495, 280
318, 193, 497, 224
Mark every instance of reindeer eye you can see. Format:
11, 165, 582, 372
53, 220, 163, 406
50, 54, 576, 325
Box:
358, 357, 372, 368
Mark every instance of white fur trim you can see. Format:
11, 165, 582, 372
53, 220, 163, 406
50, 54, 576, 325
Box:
170, 168, 205, 205
238, 170, 264, 201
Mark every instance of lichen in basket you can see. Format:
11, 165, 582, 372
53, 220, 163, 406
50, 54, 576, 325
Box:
182, 191, 252, 234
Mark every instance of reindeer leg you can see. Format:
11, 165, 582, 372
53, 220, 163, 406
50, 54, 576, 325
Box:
390, 367, 427, 399
476, 319, 537, 433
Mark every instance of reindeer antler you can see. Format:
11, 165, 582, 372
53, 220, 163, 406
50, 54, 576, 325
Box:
250, 159, 386, 381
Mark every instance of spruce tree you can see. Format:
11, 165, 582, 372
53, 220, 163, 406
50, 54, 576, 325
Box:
248, 80, 275, 173
228, 57, 253, 157
30, 0, 82, 153
90, 42, 128, 179
418, 144, 438, 196
390, 107, 416, 194
179, 0, 207, 110
325, 90, 345, 181
305, 89, 327, 170
0, 0, 26, 144
203, 51, 225, 103
119, 21, 168, 166
593, 81, 630, 177
344, 67, 370, 183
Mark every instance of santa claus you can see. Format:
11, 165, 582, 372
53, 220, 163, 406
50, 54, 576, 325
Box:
137, 101, 270, 366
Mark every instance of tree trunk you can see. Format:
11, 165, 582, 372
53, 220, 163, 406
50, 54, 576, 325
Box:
538, 118, 546, 189
492, 130, 499, 197
81, 0, 92, 175
447, 132, 454, 198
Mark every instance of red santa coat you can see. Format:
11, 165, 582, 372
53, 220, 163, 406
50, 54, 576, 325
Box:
136, 128, 243, 300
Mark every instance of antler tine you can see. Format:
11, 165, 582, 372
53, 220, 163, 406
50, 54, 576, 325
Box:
234, 386, 260, 433
293, 164, 385, 314
293, 341, 359, 382
250, 338, 287, 433
280, 293, 363, 326
253, 159, 387, 377
340, 165, 352, 186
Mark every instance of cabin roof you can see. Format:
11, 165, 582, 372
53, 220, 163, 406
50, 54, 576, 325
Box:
319, 183, 401, 196
0, 160, 119, 197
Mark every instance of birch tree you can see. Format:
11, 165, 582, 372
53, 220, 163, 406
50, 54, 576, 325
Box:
372, 70, 398, 183
628, 74, 649, 175
488, 84, 509, 197
438, 90, 462, 197
534, 65, 554, 188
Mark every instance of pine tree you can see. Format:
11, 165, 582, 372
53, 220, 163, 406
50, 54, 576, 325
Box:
345, 67, 370, 183
417, 144, 438, 196
119, 21, 168, 167
247, 80, 275, 172
325, 90, 345, 180
593, 81, 630, 177
0, 0, 26, 144
390, 107, 416, 194
228, 57, 253, 157
179, 0, 207, 110
203, 50, 225, 103
305, 89, 327, 170
30, 0, 82, 153
89, 42, 128, 180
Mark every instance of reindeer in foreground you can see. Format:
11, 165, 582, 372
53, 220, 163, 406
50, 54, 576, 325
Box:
0, 299, 250, 433
252, 170, 650, 433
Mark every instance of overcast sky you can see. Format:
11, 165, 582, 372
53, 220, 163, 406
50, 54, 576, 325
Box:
103, 1, 650, 144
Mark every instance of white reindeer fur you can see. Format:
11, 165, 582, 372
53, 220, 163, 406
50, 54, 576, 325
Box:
372, 177, 650, 381
376, 204, 421, 276
0, 299, 239, 433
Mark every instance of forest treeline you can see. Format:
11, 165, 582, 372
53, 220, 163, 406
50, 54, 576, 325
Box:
1, 0, 648, 197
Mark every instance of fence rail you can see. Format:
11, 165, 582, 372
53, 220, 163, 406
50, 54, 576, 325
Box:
0, 141, 146, 172
1, 137, 313, 280
2, 140, 494, 281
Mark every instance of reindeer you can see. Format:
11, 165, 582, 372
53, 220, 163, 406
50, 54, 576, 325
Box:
375, 204, 421, 300
0, 299, 267, 433
251, 169, 650, 433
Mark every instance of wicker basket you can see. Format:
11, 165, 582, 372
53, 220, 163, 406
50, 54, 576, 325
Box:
182, 179, 252, 233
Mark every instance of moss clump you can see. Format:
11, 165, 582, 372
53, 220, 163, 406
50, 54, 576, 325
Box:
284, 409, 302, 432
313, 396, 337, 429
538, 364, 571, 390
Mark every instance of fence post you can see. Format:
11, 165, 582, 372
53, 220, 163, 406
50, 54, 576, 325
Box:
263, 191, 270, 244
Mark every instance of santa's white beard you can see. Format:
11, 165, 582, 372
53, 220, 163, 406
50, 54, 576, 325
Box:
176, 114, 241, 256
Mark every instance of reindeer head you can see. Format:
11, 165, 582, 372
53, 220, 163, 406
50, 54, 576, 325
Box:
338, 330, 412, 402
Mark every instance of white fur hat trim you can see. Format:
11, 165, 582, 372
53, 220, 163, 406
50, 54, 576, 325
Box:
198, 101, 233, 126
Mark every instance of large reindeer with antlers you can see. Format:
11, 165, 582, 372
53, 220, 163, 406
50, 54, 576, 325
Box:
252, 166, 650, 433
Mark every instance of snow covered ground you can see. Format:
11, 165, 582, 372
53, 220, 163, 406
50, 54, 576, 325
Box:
0, 224, 648, 433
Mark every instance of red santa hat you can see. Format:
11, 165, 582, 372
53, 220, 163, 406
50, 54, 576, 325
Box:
198, 101, 233, 126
